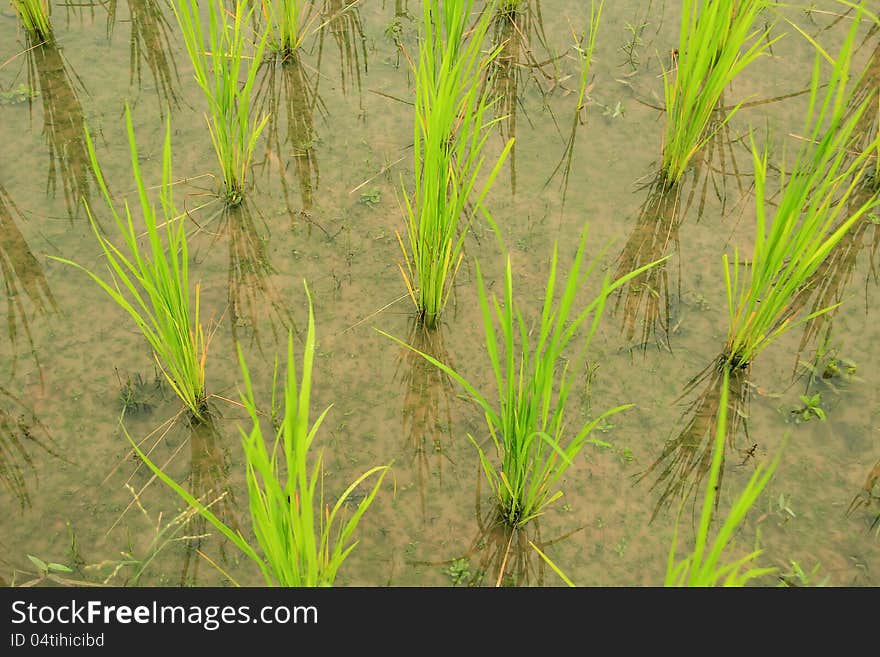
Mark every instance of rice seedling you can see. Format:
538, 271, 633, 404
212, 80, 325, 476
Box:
11, 0, 52, 41
49, 105, 210, 420
383, 225, 665, 528
665, 369, 781, 587
660, 0, 780, 188
170, 0, 269, 206
131, 283, 390, 586
261, 0, 319, 61
397, 0, 514, 330
722, 12, 880, 372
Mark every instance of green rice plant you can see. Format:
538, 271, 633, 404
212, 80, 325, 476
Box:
131, 283, 390, 586
383, 225, 665, 528
170, 0, 269, 206
261, 0, 319, 61
665, 369, 781, 587
722, 12, 880, 370
11, 0, 52, 41
660, 0, 780, 188
49, 105, 209, 420
397, 0, 514, 330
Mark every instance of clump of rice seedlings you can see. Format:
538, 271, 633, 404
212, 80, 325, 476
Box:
132, 283, 390, 586
383, 225, 665, 528
665, 370, 781, 587
261, 0, 318, 61
11, 0, 52, 41
545, 0, 603, 209
660, 0, 779, 188
170, 0, 269, 206
397, 0, 514, 331
722, 13, 880, 372
50, 105, 210, 420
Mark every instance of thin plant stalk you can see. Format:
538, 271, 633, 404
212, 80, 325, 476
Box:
49, 105, 209, 419
129, 282, 389, 586
170, 0, 269, 205
661, 0, 779, 187
398, 0, 514, 330
723, 11, 880, 370
383, 225, 666, 528
665, 369, 781, 587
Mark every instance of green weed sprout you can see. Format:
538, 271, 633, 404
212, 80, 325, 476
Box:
661, 0, 780, 187
50, 105, 209, 420
131, 283, 390, 586
722, 11, 880, 370
383, 225, 664, 528
397, 0, 514, 330
170, 0, 269, 206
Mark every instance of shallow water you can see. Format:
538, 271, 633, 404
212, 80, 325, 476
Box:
1, 0, 879, 588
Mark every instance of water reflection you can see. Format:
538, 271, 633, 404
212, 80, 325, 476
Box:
484, 0, 551, 197
256, 52, 325, 223
218, 201, 293, 353
24, 35, 94, 220
317, 0, 369, 99
636, 360, 752, 525
0, 183, 57, 379
406, 483, 583, 586
103, 0, 181, 114
0, 386, 56, 511
847, 457, 880, 535
610, 174, 681, 353
176, 411, 238, 586
393, 319, 455, 522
